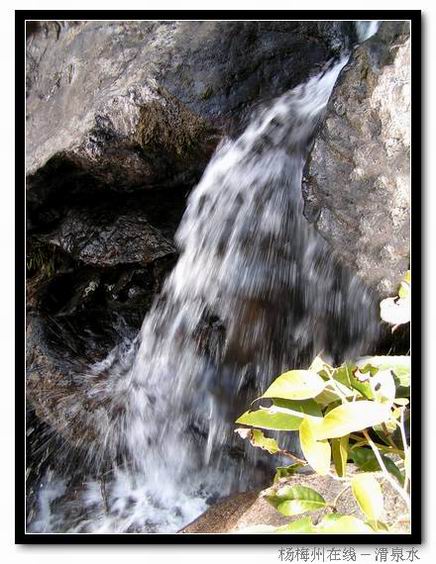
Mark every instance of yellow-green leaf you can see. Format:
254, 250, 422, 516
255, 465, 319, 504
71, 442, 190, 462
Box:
273, 463, 304, 484
275, 516, 316, 533
265, 485, 326, 516
357, 356, 410, 388
351, 473, 384, 522
316, 401, 391, 439
299, 417, 331, 475
262, 370, 325, 401
332, 435, 349, 477
236, 407, 302, 431
316, 514, 373, 533
370, 370, 396, 406
405, 447, 411, 478
309, 355, 331, 376
235, 427, 281, 454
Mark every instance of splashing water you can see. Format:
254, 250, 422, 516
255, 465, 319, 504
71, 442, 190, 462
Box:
355, 21, 380, 42
29, 51, 381, 534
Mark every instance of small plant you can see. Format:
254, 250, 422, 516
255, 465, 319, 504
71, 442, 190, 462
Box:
235, 273, 411, 534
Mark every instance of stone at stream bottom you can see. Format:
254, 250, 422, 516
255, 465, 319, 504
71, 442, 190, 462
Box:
180, 471, 410, 534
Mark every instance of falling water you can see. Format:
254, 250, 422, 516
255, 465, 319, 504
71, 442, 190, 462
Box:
29, 24, 382, 534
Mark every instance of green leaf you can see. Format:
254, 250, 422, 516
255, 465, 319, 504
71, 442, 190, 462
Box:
351, 473, 384, 522
273, 463, 304, 484
316, 514, 374, 533
272, 398, 323, 418
398, 281, 410, 299
234, 427, 281, 454
309, 355, 331, 377
315, 401, 391, 439
261, 370, 325, 401
265, 485, 327, 516
370, 370, 396, 406
405, 447, 411, 478
313, 387, 343, 407
357, 356, 410, 388
236, 407, 303, 431
275, 516, 316, 533
333, 365, 374, 400
366, 520, 390, 532
299, 417, 331, 475
236, 398, 323, 431
332, 435, 349, 477
350, 447, 404, 486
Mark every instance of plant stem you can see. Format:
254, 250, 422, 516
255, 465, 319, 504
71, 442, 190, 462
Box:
398, 408, 410, 492
362, 430, 410, 510
332, 484, 351, 509
325, 367, 349, 403
281, 449, 307, 465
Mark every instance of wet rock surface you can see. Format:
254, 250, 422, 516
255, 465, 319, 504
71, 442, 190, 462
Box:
303, 22, 411, 298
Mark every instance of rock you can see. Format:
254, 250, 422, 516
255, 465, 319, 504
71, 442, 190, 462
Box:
41, 208, 175, 267
26, 21, 353, 186
303, 22, 410, 298
181, 470, 410, 534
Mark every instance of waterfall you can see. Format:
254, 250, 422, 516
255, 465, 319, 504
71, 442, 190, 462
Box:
29, 49, 381, 534
355, 20, 380, 42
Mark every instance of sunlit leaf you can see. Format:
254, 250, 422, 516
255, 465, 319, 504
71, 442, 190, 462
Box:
405, 447, 411, 478
299, 417, 331, 475
370, 370, 396, 406
236, 398, 322, 431
273, 463, 304, 484
272, 398, 323, 418
316, 514, 374, 533
332, 435, 349, 477
236, 407, 302, 431
235, 427, 281, 454
380, 296, 410, 325
366, 520, 390, 532
398, 281, 410, 299
315, 401, 391, 440
351, 473, 384, 522
314, 387, 343, 407
275, 516, 316, 533
265, 484, 326, 516
333, 365, 374, 400
357, 356, 410, 388
310, 355, 331, 377
261, 370, 325, 401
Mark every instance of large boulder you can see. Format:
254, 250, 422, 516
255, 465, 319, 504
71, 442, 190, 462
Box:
303, 22, 410, 298
181, 470, 410, 534
26, 21, 354, 184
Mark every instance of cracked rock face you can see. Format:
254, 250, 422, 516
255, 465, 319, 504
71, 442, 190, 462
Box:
303, 21, 411, 298
42, 208, 175, 268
